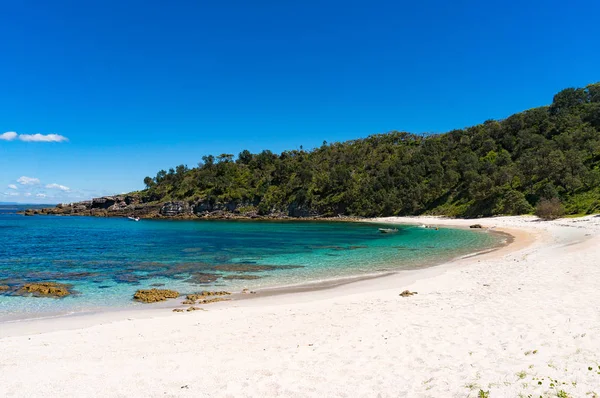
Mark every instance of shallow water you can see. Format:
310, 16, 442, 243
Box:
0, 205, 503, 320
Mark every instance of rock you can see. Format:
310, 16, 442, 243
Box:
0, 285, 10, 292
198, 297, 230, 304
17, 282, 73, 298
185, 272, 220, 284
172, 308, 184, 312
470, 224, 483, 229
186, 306, 203, 312
399, 290, 418, 297
181, 299, 196, 305
223, 274, 261, 280
160, 201, 191, 217
186, 291, 231, 301
133, 288, 179, 303
91, 197, 116, 209
213, 264, 302, 272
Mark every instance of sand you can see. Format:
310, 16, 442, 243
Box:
2, 215, 600, 397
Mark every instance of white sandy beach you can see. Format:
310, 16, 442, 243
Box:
2, 215, 600, 397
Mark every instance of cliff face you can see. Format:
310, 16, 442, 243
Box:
22, 195, 328, 220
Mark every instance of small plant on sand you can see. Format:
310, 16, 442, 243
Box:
557, 390, 571, 398
465, 382, 479, 390
517, 370, 527, 379
478, 389, 490, 398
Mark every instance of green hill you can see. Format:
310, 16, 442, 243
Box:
139, 83, 600, 218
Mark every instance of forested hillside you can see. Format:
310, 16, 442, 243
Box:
140, 83, 600, 218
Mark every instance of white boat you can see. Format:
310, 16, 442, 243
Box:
128, 216, 140, 222
378, 228, 398, 233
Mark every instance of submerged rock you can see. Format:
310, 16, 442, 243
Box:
16, 282, 73, 298
213, 264, 302, 272
0, 285, 10, 292
470, 224, 483, 229
185, 272, 220, 284
222, 274, 261, 280
133, 288, 179, 303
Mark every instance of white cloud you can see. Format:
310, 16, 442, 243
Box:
1, 132, 68, 142
36, 193, 46, 198
17, 176, 40, 185
24, 192, 32, 197
5, 192, 19, 196
46, 183, 70, 191
8, 184, 17, 190
0, 132, 17, 141
18, 133, 68, 142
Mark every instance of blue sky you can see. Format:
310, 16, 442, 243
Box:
1, 0, 598, 203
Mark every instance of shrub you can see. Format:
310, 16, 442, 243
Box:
535, 198, 565, 220
493, 190, 533, 215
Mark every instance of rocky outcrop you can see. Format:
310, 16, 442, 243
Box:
160, 201, 191, 216
133, 288, 179, 303
16, 282, 74, 298
20, 194, 363, 221
92, 197, 116, 209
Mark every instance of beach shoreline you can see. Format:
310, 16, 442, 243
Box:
2, 215, 600, 397
0, 219, 515, 329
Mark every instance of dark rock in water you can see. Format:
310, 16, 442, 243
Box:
213, 264, 302, 272
399, 290, 418, 297
150, 283, 165, 287
113, 273, 150, 284
470, 224, 483, 229
16, 282, 74, 298
182, 248, 203, 253
133, 288, 179, 303
222, 274, 261, 280
98, 285, 111, 289
25, 271, 99, 281
185, 272, 220, 284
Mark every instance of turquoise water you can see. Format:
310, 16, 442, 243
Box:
0, 205, 504, 320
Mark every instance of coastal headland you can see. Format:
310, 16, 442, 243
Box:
19, 195, 361, 221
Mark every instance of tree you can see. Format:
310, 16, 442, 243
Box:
137, 82, 600, 218
237, 150, 253, 165
143, 176, 155, 189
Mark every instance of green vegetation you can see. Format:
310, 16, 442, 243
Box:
141, 83, 600, 218
478, 389, 490, 398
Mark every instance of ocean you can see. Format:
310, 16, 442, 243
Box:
0, 205, 504, 321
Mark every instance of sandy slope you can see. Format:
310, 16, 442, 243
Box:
2, 216, 600, 397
